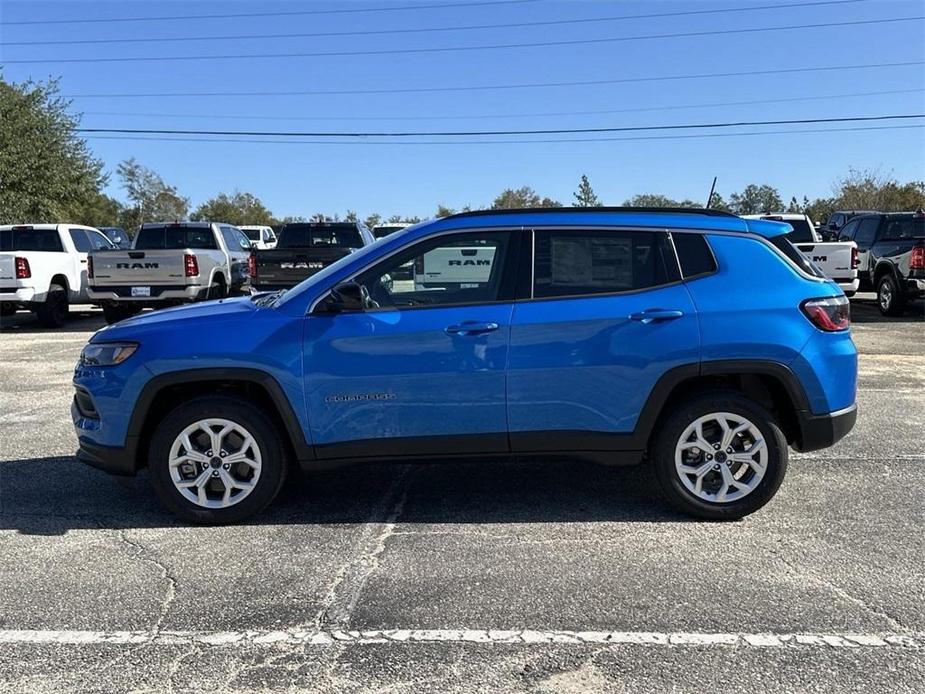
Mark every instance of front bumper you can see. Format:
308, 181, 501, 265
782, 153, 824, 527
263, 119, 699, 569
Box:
793, 403, 857, 452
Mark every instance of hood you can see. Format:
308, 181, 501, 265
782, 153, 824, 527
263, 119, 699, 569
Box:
92, 296, 258, 343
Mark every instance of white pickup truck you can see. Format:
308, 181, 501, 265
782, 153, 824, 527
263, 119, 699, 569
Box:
414, 244, 497, 290
0, 224, 116, 327
88, 221, 253, 324
744, 214, 859, 296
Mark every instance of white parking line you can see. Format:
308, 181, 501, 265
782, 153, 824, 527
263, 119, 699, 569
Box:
0, 629, 921, 648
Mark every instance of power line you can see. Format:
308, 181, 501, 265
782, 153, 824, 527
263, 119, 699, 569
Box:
0, 0, 536, 26
62, 60, 925, 99
78, 89, 925, 123
0, 0, 870, 47
75, 114, 925, 138
8, 16, 922, 65
81, 123, 925, 146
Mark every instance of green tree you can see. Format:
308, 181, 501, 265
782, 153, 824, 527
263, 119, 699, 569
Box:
491, 186, 560, 209
623, 193, 699, 207
0, 77, 105, 222
572, 175, 601, 207
344, 210, 359, 223
728, 184, 783, 215
190, 190, 274, 225
68, 190, 125, 228
117, 158, 188, 228
436, 204, 455, 217
831, 168, 925, 211
364, 213, 382, 229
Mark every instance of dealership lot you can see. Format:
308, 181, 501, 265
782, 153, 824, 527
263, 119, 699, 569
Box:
0, 298, 922, 693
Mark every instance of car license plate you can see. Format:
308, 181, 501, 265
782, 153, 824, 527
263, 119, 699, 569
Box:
131, 286, 151, 297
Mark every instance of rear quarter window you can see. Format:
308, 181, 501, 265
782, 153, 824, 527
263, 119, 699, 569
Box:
672, 233, 717, 278
769, 236, 826, 278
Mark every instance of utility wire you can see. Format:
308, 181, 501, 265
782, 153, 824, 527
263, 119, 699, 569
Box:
8, 16, 922, 65
81, 123, 925, 146
75, 114, 925, 138
0, 0, 871, 47
78, 88, 925, 123
0, 0, 536, 26
63, 60, 925, 98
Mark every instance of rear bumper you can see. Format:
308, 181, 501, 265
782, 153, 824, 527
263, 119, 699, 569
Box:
793, 403, 857, 452
0, 286, 36, 303
835, 278, 860, 293
88, 284, 206, 302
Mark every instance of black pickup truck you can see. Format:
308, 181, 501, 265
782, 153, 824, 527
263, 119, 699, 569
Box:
837, 211, 925, 316
251, 222, 375, 290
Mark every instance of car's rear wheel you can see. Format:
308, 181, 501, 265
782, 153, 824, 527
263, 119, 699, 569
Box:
652, 392, 788, 520
147, 396, 287, 524
35, 283, 69, 328
877, 275, 905, 316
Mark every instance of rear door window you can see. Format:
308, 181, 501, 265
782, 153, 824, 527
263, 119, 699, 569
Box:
854, 219, 880, 248
881, 218, 924, 240
532, 229, 677, 299
838, 220, 859, 241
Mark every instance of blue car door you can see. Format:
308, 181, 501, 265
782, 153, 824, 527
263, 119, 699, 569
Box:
507, 227, 700, 453
302, 229, 518, 458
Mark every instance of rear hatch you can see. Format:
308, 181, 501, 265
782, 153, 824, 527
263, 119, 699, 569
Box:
253, 223, 363, 288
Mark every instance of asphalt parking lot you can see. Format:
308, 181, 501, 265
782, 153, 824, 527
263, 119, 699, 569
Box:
0, 296, 922, 693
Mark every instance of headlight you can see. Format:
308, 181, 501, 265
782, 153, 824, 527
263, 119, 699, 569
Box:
79, 342, 138, 366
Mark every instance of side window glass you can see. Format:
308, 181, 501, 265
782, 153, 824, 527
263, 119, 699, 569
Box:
87, 230, 113, 250
672, 233, 717, 278
69, 229, 91, 252
533, 229, 675, 299
854, 219, 879, 248
219, 226, 236, 250
354, 231, 511, 309
234, 229, 252, 250
837, 220, 858, 241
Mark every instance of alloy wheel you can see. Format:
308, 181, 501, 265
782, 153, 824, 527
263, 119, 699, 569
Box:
674, 412, 768, 503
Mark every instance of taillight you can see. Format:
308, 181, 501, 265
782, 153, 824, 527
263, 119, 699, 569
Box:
248, 254, 257, 279
801, 296, 850, 332
184, 254, 199, 277
87, 255, 94, 279
910, 246, 925, 270
851, 246, 859, 269
15, 257, 31, 279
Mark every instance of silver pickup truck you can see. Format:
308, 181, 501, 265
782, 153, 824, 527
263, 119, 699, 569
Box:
88, 222, 253, 324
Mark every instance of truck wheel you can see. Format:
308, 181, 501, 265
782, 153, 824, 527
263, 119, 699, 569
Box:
102, 304, 142, 325
651, 392, 788, 520
0, 303, 16, 318
147, 396, 288, 524
35, 284, 69, 328
877, 275, 906, 316
206, 279, 226, 300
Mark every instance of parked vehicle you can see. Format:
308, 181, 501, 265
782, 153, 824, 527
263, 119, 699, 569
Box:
824, 211, 876, 240
99, 227, 132, 249
87, 221, 253, 325
73, 207, 857, 524
251, 221, 374, 290
1, 224, 115, 326
743, 214, 859, 296
372, 222, 411, 240
836, 210, 925, 315
239, 225, 278, 250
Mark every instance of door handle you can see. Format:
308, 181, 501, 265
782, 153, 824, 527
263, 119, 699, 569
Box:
629, 309, 684, 324
445, 321, 499, 335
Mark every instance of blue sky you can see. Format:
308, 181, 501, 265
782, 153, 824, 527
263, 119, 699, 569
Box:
1, 0, 923, 220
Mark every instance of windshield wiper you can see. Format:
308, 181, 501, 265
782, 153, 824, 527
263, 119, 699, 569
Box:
252, 289, 286, 307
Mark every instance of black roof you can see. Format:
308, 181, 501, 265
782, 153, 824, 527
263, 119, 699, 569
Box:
444, 206, 737, 220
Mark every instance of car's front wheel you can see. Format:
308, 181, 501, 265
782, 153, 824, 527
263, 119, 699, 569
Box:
652, 393, 788, 520
147, 396, 288, 524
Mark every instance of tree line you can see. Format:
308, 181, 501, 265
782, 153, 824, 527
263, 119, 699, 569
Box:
2, 77, 923, 234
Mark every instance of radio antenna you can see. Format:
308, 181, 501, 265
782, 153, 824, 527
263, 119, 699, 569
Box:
705, 176, 718, 209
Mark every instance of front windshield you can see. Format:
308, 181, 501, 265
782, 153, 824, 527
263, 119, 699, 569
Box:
274, 223, 422, 309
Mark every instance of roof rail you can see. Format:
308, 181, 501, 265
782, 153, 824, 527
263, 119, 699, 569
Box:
443, 206, 738, 220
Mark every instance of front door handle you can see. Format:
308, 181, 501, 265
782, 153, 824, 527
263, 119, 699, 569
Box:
629, 309, 684, 324
445, 321, 500, 335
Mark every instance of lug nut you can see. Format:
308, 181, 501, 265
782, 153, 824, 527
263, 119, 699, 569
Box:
220, 450, 227, 457
706, 454, 713, 460
727, 447, 733, 453
206, 450, 213, 456
713, 464, 720, 470
222, 464, 230, 470
212, 470, 219, 477
713, 444, 720, 449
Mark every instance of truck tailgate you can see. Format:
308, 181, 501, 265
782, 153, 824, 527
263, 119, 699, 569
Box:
794, 241, 856, 282
89, 250, 192, 286
253, 247, 350, 288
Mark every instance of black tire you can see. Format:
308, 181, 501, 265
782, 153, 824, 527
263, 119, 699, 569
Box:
206, 278, 226, 301
651, 392, 788, 520
102, 304, 142, 325
877, 275, 906, 317
35, 283, 69, 328
843, 290, 855, 298
0, 303, 16, 318
147, 396, 288, 524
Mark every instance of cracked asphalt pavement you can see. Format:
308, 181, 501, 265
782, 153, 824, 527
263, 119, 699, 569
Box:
0, 297, 923, 693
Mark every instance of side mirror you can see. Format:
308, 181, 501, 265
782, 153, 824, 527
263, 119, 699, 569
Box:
324, 281, 367, 313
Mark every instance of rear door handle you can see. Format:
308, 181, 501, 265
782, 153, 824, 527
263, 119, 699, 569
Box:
445, 321, 499, 335
629, 309, 684, 324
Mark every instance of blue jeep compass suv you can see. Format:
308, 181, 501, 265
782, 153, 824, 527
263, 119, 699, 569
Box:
72, 208, 857, 523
